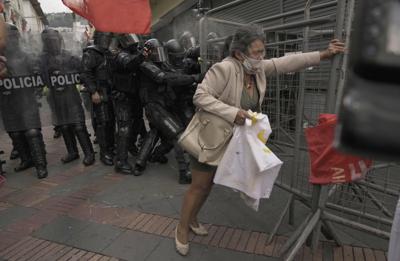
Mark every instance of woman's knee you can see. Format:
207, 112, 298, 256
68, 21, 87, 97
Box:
189, 182, 212, 196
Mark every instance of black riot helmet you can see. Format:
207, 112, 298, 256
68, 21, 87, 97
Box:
41, 28, 63, 55
118, 33, 140, 52
207, 32, 218, 41
179, 31, 196, 51
207, 31, 223, 62
5, 23, 21, 55
165, 39, 185, 68
144, 38, 168, 63
93, 30, 114, 50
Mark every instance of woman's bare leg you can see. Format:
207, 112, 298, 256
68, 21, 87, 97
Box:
177, 168, 214, 243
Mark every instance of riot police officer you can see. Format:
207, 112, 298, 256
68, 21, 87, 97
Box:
164, 39, 200, 184
134, 38, 202, 183
110, 33, 147, 174
81, 30, 115, 166
178, 31, 197, 51
40, 28, 95, 166
0, 24, 48, 179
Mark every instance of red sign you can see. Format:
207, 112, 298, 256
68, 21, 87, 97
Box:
305, 114, 372, 184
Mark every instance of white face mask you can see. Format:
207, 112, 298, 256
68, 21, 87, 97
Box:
241, 54, 263, 74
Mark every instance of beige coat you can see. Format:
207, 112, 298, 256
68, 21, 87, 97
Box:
193, 52, 321, 123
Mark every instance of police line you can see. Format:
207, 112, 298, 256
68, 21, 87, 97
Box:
0, 73, 81, 91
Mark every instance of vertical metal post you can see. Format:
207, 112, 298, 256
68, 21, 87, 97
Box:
335, 0, 356, 113
199, 16, 208, 73
275, 44, 281, 140
325, 0, 347, 113
287, 0, 312, 227
308, 0, 347, 250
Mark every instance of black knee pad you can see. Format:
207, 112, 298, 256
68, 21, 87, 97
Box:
118, 125, 130, 137
73, 123, 86, 132
24, 129, 42, 138
145, 103, 183, 140
9, 131, 25, 140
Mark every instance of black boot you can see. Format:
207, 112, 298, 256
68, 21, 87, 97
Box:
179, 169, 192, 184
36, 164, 48, 179
14, 160, 34, 172
133, 164, 145, 176
115, 122, 133, 174
128, 144, 139, 156
74, 123, 95, 166
96, 123, 114, 166
150, 140, 173, 164
10, 148, 19, 160
100, 153, 114, 166
60, 125, 79, 163
115, 160, 133, 174
134, 129, 158, 176
25, 129, 48, 179
53, 126, 62, 139
9, 132, 34, 172
175, 145, 191, 184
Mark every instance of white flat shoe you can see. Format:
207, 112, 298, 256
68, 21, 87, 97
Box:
189, 223, 208, 236
175, 226, 189, 256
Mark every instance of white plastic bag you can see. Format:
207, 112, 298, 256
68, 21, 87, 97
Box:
214, 113, 283, 211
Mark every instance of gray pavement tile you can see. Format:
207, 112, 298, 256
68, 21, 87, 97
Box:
47, 164, 111, 197
145, 238, 203, 261
0, 205, 38, 228
65, 222, 124, 253
102, 230, 162, 261
198, 245, 262, 261
253, 255, 280, 261
33, 216, 91, 243
1, 169, 42, 189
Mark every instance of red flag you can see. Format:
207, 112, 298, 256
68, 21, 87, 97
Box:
305, 114, 372, 185
62, 0, 152, 34
0, 0, 4, 13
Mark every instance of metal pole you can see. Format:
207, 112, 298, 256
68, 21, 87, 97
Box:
251, 0, 338, 24
267, 195, 294, 244
263, 15, 336, 33
355, 184, 394, 218
323, 212, 391, 239
326, 202, 393, 226
335, 0, 355, 113
206, 16, 335, 45
207, 17, 247, 27
280, 213, 313, 256
325, 0, 347, 113
199, 16, 208, 73
205, 0, 252, 15
357, 180, 400, 197
285, 210, 321, 261
287, 0, 313, 227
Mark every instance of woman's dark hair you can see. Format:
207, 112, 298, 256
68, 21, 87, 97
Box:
229, 25, 265, 57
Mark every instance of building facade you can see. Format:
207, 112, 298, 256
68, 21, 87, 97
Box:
2, 0, 48, 33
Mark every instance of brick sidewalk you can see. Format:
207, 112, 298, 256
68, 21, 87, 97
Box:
0, 126, 389, 261
0, 172, 388, 261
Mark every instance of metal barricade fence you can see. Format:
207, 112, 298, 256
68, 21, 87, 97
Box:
198, 0, 400, 260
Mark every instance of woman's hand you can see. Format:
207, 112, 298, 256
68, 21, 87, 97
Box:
234, 109, 251, 125
320, 39, 346, 60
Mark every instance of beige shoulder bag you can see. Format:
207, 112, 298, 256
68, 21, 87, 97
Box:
178, 110, 233, 166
